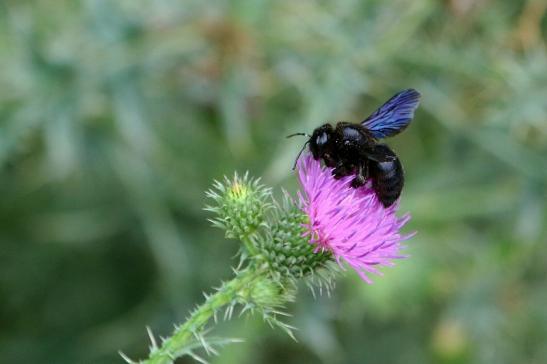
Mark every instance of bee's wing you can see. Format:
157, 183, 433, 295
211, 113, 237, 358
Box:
361, 89, 421, 139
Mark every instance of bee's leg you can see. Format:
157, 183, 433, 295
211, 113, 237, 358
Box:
350, 161, 367, 188
332, 161, 352, 179
323, 154, 337, 168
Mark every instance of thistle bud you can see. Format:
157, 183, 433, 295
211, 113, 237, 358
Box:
206, 173, 272, 240
248, 276, 296, 308
260, 200, 333, 280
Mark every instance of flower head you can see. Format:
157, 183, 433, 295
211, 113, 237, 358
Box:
297, 155, 414, 283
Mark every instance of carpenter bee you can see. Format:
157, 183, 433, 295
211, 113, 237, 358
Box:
289, 89, 421, 207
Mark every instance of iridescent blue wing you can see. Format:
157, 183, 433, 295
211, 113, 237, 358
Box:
361, 89, 421, 139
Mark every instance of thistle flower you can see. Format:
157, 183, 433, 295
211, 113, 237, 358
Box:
139, 161, 416, 363
297, 155, 415, 283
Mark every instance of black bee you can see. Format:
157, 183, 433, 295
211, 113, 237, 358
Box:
289, 89, 421, 207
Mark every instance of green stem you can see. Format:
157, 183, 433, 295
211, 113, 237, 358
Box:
241, 234, 259, 257
142, 267, 265, 364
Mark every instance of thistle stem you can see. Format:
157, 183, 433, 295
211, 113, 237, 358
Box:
142, 266, 265, 364
241, 235, 259, 257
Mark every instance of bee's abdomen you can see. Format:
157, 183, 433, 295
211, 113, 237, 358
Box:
370, 151, 404, 208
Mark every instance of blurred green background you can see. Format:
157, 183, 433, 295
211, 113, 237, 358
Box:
1, 0, 546, 363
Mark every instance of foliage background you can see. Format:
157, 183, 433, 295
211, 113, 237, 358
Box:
1, 0, 546, 363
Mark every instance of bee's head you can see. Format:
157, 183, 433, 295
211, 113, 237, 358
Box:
287, 124, 335, 170
309, 124, 335, 162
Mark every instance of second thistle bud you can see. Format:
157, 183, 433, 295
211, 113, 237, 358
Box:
247, 276, 296, 308
206, 173, 272, 240
260, 199, 333, 281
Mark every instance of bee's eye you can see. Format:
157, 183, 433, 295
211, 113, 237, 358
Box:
316, 132, 329, 146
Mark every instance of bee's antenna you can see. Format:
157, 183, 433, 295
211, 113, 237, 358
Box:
292, 141, 309, 170
286, 132, 311, 138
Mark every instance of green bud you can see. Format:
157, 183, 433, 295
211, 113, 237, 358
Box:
248, 276, 296, 308
260, 199, 333, 280
206, 173, 272, 240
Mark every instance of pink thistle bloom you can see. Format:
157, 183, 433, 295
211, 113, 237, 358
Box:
297, 155, 415, 283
